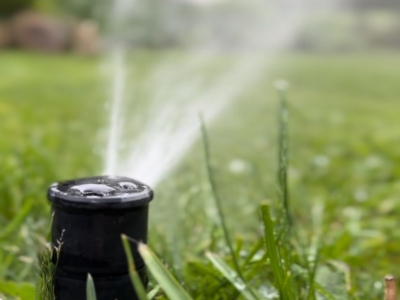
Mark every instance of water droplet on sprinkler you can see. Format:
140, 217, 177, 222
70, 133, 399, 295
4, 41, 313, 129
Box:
118, 182, 138, 190
69, 184, 116, 197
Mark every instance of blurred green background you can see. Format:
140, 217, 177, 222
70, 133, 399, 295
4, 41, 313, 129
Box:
1, 0, 400, 299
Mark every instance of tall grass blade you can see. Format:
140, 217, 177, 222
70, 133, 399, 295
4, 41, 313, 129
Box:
138, 242, 193, 300
206, 252, 261, 300
241, 239, 264, 267
261, 203, 294, 300
261, 204, 284, 285
200, 117, 243, 278
276, 83, 292, 228
121, 234, 149, 300
86, 274, 97, 300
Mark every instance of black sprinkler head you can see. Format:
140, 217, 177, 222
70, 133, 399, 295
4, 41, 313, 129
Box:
48, 175, 154, 300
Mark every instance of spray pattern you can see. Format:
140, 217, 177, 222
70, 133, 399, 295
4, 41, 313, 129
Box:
103, 0, 337, 186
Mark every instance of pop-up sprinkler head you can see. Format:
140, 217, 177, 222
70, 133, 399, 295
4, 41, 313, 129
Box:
48, 176, 154, 300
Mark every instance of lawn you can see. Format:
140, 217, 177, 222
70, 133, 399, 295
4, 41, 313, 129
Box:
0, 50, 400, 299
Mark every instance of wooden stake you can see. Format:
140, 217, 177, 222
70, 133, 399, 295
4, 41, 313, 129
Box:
385, 275, 397, 300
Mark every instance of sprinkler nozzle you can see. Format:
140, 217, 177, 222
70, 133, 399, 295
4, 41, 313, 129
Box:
48, 175, 154, 300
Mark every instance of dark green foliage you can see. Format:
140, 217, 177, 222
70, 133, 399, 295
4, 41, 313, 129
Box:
0, 0, 34, 17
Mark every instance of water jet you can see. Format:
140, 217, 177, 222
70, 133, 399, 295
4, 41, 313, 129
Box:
47, 175, 154, 299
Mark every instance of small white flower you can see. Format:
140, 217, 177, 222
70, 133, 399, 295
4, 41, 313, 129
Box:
354, 188, 368, 202
365, 155, 382, 169
343, 207, 360, 218
19, 256, 34, 264
274, 79, 290, 92
313, 155, 330, 168
228, 159, 247, 174
374, 281, 383, 290
3, 245, 19, 254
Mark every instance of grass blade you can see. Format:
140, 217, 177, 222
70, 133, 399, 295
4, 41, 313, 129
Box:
276, 82, 292, 228
261, 203, 294, 300
138, 242, 193, 300
206, 252, 261, 300
86, 274, 97, 300
241, 239, 264, 267
200, 117, 243, 278
121, 234, 149, 300
261, 204, 284, 286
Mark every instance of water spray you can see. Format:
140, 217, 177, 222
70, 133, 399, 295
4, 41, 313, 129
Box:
47, 176, 153, 299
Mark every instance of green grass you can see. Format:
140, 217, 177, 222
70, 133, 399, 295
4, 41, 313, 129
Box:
1, 50, 400, 299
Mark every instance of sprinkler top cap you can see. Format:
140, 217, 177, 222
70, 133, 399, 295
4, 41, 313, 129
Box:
48, 176, 153, 209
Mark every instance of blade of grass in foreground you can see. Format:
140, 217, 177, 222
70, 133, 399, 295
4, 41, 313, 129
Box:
138, 242, 193, 300
121, 234, 149, 300
200, 117, 243, 278
86, 274, 97, 300
261, 203, 295, 300
206, 252, 261, 300
201, 117, 261, 300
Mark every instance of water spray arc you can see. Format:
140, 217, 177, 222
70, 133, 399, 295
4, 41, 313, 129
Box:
101, 0, 336, 187
104, 49, 126, 175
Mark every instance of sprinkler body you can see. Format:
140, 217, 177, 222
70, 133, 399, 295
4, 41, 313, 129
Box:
48, 176, 154, 300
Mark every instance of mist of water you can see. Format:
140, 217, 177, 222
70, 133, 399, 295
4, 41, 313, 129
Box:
103, 0, 338, 187
104, 48, 126, 175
